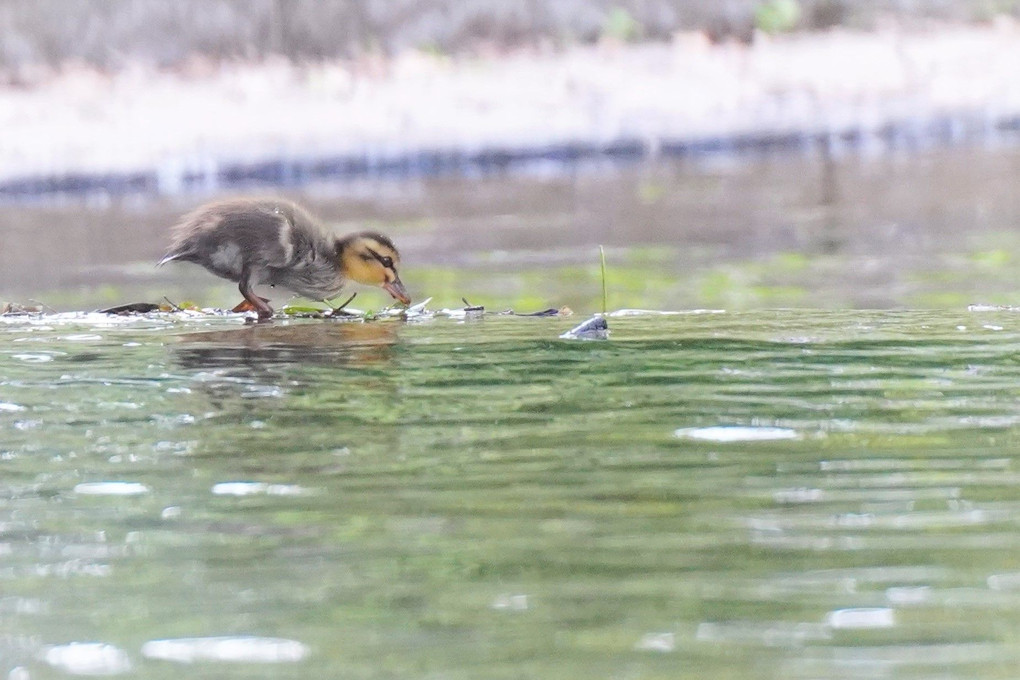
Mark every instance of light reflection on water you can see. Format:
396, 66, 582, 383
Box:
2, 310, 1020, 678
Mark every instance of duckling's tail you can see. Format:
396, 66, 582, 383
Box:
157, 248, 191, 267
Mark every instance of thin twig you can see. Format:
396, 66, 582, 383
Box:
325, 292, 359, 317
331, 292, 358, 312
599, 245, 607, 315
162, 296, 183, 312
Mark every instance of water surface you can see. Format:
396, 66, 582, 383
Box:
2, 309, 1020, 678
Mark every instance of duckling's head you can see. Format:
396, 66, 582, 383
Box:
338, 232, 411, 305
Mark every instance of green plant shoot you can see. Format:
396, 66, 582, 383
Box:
600, 245, 608, 315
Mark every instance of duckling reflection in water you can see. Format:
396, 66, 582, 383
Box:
159, 198, 411, 319
173, 321, 399, 370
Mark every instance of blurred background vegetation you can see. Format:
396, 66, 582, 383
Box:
4, 0, 1020, 312
2, 0, 1020, 73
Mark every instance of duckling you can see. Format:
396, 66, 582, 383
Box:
159, 198, 410, 319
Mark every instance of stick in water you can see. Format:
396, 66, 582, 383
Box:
599, 245, 608, 315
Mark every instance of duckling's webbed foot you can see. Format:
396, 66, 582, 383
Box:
230, 296, 272, 315
238, 275, 274, 319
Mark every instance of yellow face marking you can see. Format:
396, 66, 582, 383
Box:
339, 235, 411, 304
341, 236, 400, 286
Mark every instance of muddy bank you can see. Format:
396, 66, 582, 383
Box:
3, 24, 1020, 199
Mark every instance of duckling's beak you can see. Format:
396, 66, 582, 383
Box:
383, 276, 411, 305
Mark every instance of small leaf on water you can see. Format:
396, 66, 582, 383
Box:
282, 305, 328, 315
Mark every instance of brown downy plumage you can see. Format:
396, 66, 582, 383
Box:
159, 198, 410, 319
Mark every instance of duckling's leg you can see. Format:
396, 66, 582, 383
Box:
237, 270, 274, 320
230, 296, 271, 314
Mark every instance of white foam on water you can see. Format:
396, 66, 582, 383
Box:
211, 482, 308, 497
43, 642, 132, 675
12, 353, 54, 363
609, 308, 726, 317
696, 620, 831, 646
491, 594, 529, 611
968, 304, 1020, 312
987, 572, 1020, 590
886, 586, 932, 605
674, 426, 800, 442
608, 309, 681, 317
73, 482, 151, 496
212, 482, 268, 496
825, 607, 896, 629
634, 632, 676, 652
140, 636, 309, 664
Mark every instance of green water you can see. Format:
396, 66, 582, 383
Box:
3, 309, 1020, 679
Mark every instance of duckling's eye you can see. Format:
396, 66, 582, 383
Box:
380, 256, 393, 269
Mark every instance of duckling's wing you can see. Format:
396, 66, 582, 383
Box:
158, 201, 296, 272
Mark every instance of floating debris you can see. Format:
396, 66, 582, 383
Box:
99, 298, 201, 315
324, 292, 360, 317
400, 297, 435, 321
15, 295, 582, 325
403, 297, 432, 315
559, 315, 609, 340
461, 297, 485, 313
437, 298, 486, 320
504, 306, 572, 317
428, 298, 485, 320
281, 304, 332, 318
1, 301, 44, 316
99, 302, 162, 315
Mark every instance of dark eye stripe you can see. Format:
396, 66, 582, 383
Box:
366, 248, 396, 269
